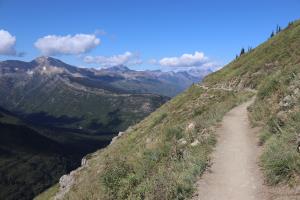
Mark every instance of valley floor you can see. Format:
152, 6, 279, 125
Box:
192, 100, 270, 200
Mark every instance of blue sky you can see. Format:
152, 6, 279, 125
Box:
0, 0, 299, 71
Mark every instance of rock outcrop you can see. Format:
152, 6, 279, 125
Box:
54, 156, 89, 200
55, 129, 130, 200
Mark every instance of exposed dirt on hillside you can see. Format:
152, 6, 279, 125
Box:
192, 100, 270, 200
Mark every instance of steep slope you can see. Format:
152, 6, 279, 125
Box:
205, 20, 300, 187
38, 20, 300, 200
0, 107, 112, 200
37, 87, 253, 200
0, 58, 170, 200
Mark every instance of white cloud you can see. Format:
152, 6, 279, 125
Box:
84, 51, 142, 67
35, 34, 100, 56
0, 29, 17, 55
159, 51, 210, 68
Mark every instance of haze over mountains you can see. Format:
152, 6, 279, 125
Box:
0, 56, 208, 132
91, 64, 211, 97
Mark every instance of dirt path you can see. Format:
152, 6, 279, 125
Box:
192, 100, 269, 200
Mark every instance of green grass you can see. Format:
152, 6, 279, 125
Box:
39, 85, 252, 200
204, 20, 300, 90
39, 19, 300, 200
203, 19, 300, 186
248, 63, 300, 185
260, 132, 300, 185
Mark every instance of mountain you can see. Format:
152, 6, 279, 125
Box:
37, 20, 300, 200
85, 65, 209, 97
0, 56, 208, 200
0, 57, 173, 200
0, 57, 208, 133
0, 57, 170, 133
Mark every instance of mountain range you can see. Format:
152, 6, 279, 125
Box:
0, 56, 208, 133
0, 57, 209, 199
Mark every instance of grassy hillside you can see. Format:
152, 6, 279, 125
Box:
37, 86, 253, 200
38, 19, 300, 199
206, 20, 300, 186
204, 21, 300, 89
0, 57, 169, 200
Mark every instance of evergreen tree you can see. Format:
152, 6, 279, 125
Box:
240, 48, 245, 56
276, 25, 281, 34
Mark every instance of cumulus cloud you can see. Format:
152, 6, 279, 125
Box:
159, 51, 211, 68
84, 51, 142, 67
0, 29, 17, 55
35, 34, 100, 56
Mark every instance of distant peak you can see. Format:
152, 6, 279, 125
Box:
34, 56, 56, 62
107, 65, 131, 72
37, 56, 50, 60
32, 56, 65, 67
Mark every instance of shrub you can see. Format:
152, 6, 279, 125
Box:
102, 159, 134, 199
258, 78, 280, 99
258, 130, 273, 145
261, 133, 300, 185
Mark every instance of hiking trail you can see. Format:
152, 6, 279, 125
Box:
192, 100, 269, 200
